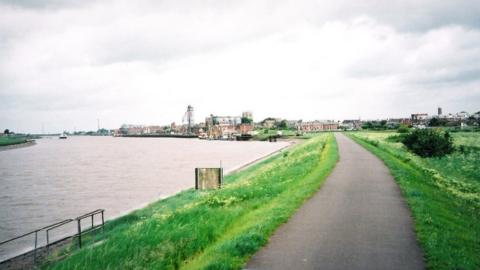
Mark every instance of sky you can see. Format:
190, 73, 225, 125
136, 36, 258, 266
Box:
1, 0, 479, 133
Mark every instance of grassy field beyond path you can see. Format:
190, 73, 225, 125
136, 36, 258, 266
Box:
47, 134, 338, 270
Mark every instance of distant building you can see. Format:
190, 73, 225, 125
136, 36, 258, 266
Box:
456, 111, 470, 120
119, 124, 145, 135
183, 105, 195, 134
147, 125, 163, 134
298, 120, 338, 132
261, 118, 281, 129
438, 107, 442, 116
206, 115, 241, 127
341, 120, 362, 130
263, 119, 276, 129
207, 125, 237, 139
204, 112, 253, 138
170, 122, 178, 133
437, 111, 469, 122
286, 120, 302, 129
387, 118, 412, 127
411, 113, 428, 124
239, 123, 254, 135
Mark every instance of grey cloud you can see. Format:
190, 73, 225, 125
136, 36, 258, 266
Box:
305, 0, 480, 31
344, 23, 480, 90
412, 67, 480, 87
0, 0, 92, 10
0, 1, 292, 66
1, 0, 480, 133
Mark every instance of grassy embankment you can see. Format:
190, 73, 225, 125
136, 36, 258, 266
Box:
252, 129, 297, 141
46, 133, 338, 270
347, 131, 479, 270
0, 136, 28, 146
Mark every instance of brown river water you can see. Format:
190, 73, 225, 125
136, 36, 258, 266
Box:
0, 136, 289, 261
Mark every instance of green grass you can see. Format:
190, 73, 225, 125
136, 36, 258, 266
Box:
452, 132, 480, 148
253, 129, 326, 141
46, 133, 338, 270
253, 129, 298, 141
0, 136, 28, 146
347, 131, 480, 270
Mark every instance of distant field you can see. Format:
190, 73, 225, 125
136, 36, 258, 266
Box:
0, 136, 27, 146
348, 131, 480, 270
451, 132, 480, 148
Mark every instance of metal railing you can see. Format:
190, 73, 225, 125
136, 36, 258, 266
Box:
0, 219, 74, 263
46, 219, 74, 247
76, 209, 105, 248
0, 209, 105, 264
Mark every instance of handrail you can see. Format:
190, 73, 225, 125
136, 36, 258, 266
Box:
75, 209, 104, 220
46, 219, 74, 246
0, 209, 105, 264
46, 219, 74, 232
0, 230, 38, 246
75, 209, 105, 248
0, 219, 73, 245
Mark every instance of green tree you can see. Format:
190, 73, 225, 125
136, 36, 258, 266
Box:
428, 117, 447, 127
362, 122, 373, 129
278, 120, 288, 129
241, 117, 253, 124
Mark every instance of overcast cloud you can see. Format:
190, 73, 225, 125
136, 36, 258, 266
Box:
1, 0, 479, 133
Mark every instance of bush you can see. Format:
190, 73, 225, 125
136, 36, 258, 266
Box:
397, 124, 410, 133
401, 129, 454, 157
386, 134, 407, 143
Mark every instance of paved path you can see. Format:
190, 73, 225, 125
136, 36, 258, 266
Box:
246, 133, 425, 270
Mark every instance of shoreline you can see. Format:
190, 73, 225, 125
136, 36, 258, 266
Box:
226, 139, 296, 174
0, 140, 36, 152
108, 139, 298, 222
118, 134, 197, 138
0, 138, 301, 268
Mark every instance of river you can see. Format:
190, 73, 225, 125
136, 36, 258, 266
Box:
0, 136, 289, 261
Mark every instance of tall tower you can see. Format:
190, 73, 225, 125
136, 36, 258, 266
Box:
438, 107, 442, 116
183, 105, 194, 134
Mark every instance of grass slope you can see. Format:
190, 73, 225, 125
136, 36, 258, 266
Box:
46, 134, 338, 270
347, 132, 479, 270
0, 136, 27, 146
252, 129, 297, 141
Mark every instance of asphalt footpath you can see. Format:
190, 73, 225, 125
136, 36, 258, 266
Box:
246, 133, 425, 270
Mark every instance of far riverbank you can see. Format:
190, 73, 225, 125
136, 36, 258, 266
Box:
0, 140, 36, 151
